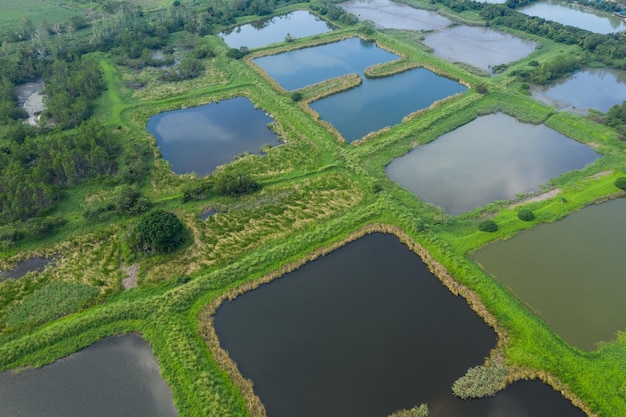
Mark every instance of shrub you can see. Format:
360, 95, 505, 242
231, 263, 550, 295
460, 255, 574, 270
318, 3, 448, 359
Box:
213, 173, 261, 197
478, 219, 498, 232
290, 92, 303, 102
387, 404, 429, 417
131, 209, 185, 254
452, 363, 509, 399
615, 176, 626, 190
476, 84, 488, 94
517, 208, 535, 221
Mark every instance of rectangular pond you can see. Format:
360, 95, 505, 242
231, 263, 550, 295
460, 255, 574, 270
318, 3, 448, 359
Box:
214, 233, 585, 417
519, 0, 626, 34
0, 334, 178, 417
310, 67, 467, 143
339, 0, 452, 31
253, 37, 398, 91
146, 97, 280, 177
423, 25, 536, 73
219, 10, 333, 50
531, 67, 626, 113
386, 113, 600, 215
473, 198, 626, 350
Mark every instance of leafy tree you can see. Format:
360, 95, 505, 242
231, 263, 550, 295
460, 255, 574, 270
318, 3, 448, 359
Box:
131, 209, 185, 253
615, 177, 626, 191
517, 208, 535, 221
213, 172, 261, 196
478, 219, 498, 232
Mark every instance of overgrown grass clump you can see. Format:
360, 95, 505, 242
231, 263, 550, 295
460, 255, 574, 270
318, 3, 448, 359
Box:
2, 282, 99, 330
452, 362, 509, 399
387, 404, 429, 417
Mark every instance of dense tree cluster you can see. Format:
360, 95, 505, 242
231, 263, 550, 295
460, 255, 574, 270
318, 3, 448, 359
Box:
0, 120, 119, 222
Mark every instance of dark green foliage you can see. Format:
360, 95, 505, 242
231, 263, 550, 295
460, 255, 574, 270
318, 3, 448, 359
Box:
114, 185, 151, 215
131, 209, 185, 254
615, 177, 626, 190
290, 91, 303, 102
226, 48, 245, 59
213, 173, 261, 197
478, 219, 498, 232
387, 404, 429, 417
0, 120, 120, 222
517, 208, 535, 221
476, 84, 488, 94
606, 102, 626, 130
2, 282, 99, 330
510, 55, 581, 85
42, 55, 104, 128
181, 180, 213, 202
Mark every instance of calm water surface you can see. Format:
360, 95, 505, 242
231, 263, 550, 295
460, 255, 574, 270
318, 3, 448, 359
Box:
254, 37, 398, 90
386, 113, 600, 214
519, 1, 626, 34
0, 334, 178, 417
219, 11, 333, 49
423, 26, 536, 72
474, 198, 626, 350
340, 0, 451, 30
214, 233, 584, 417
1, 256, 53, 281
147, 97, 279, 176
531, 67, 626, 113
310, 68, 466, 142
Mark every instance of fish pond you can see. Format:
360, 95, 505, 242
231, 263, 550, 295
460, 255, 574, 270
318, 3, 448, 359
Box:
0, 334, 178, 417
531, 67, 626, 113
146, 97, 280, 177
473, 198, 626, 351
386, 113, 600, 215
310, 67, 467, 142
423, 26, 537, 73
214, 233, 585, 417
253, 37, 398, 91
219, 10, 333, 49
339, 0, 451, 31
519, 0, 626, 34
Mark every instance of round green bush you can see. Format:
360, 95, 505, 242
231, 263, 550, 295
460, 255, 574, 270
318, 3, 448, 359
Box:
132, 209, 185, 253
615, 176, 626, 191
517, 208, 535, 221
478, 219, 498, 232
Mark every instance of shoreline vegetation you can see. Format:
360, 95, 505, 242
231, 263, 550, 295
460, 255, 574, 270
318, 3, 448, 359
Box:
1, 1, 626, 416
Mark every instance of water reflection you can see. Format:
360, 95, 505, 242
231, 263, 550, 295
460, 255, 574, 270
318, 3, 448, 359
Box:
310, 67, 466, 142
386, 113, 600, 214
531, 67, 626, 113
219, 11, 333, 49
0, 334, 178, 417
146, 97, 280, 177
423, 26, 536, 72
254, 37, 398, 90
519, 1, 626, 34
340, 0, 451, 30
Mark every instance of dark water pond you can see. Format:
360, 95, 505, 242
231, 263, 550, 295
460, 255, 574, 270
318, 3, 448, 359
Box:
423, 26, 536, 73
340, 0, 451, 30
146, 97, 280, 177
519, 1, 626, 34
386, 113, 600, 215
219, 10, 333, 49
0, 334, 178, 417
474, 198, 626, 351
531, 67, 626, 113
214, 233, 584, 417
254, 37, 398, 91
1, 256, 53, 281
310, 68, 466, 142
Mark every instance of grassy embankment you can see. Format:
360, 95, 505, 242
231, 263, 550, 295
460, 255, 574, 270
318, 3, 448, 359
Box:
1, 6, 626, 417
